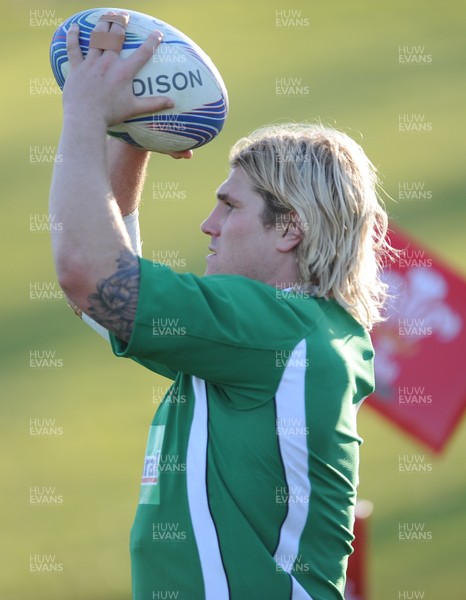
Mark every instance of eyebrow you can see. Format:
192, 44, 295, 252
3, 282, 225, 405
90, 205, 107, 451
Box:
216, 191, 241, 204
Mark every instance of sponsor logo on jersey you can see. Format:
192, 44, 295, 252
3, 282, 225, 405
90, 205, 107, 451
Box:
140, 426, 166, 504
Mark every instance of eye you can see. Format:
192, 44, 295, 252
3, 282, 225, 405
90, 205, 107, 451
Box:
225, 201, 235, 212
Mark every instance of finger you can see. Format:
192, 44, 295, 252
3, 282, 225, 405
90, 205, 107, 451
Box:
130, 95, 175, 117
87, 17, 110, 61
88, 11, 129, 60
110, 95, 175, 126
169, 150, 194, 160
124, 30, 163, 74
101, 12, 128, 53
66, 23, 84, 67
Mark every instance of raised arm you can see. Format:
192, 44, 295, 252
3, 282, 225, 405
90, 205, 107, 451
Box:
66, 139, 149, 340
108, 138, 151, 217
108, 136, 192, 218
50, 19, 174, 342
65, 119, 192, 340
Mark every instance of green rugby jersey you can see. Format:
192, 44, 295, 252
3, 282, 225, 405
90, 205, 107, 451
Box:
110, 257, 374, 600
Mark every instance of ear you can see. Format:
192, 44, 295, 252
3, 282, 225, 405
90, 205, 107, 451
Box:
275, 212, 304, 253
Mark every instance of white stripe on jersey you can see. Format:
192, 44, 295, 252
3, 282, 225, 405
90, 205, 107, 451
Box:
187, 376, 229, 600
274, 339, 313, 600
292, 577, 314, 600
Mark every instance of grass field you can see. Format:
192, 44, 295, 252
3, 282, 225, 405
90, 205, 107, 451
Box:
1, 1, 465, 598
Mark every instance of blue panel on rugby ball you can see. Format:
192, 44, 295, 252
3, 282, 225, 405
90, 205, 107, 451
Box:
50, 8, 229, 153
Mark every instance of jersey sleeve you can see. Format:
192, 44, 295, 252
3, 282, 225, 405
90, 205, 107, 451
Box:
110, 257, 316, 406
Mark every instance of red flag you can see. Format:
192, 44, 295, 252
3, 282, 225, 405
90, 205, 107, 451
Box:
367, 227, 466, 453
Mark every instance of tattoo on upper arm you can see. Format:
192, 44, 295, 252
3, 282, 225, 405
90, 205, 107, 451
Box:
87, 250, 139, 343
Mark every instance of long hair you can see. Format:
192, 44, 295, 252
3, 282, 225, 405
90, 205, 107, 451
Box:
229, 123, 391, 330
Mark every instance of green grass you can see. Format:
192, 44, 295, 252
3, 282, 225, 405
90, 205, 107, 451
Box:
1, 1, 465, 598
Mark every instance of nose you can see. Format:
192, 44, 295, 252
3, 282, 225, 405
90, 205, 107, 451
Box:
200, 205, 221, 237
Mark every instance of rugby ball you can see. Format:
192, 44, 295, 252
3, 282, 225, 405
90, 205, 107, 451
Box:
49, 8, 229, 153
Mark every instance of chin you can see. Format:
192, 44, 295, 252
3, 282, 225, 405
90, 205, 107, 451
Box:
204, 261, 230, 277
205, 254, 223, 276
204, 264, 218, 276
